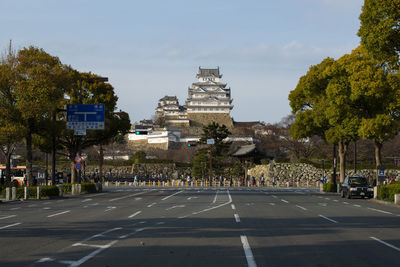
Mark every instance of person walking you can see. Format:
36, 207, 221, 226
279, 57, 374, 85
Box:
261, 174, 265, 187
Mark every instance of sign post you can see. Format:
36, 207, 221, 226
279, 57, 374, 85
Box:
207, 139, 215, 185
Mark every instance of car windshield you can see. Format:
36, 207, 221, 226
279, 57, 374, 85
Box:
348, 177, 368, 186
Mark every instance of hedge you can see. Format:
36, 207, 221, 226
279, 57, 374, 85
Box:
377, 183, 400, 202
323, 182, 338, 193
1, 185, 59, 199
81, 182, 97, 193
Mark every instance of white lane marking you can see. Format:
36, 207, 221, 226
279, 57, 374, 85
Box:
135, 197, 142, 200
68, 240, 118, 267
0, 215, 16, 220
166, 205, 185, 211
161, 190, 183, 201
343, 202, 349, 204
213, 191, 219, 204
268, 203, 276, 206
272, 195, 277, 198
368, 208, 393, 215
43, 207, 51, 210
36, 258, 54, 263
333, 200, 339, 202
178, 215, 189, 219
296, 205, 307, 211
72, 243, 108, 248
240, 235, 257, 267
28, 204, 37, 207
234, 214, 240, 223
84, 227, 123, 241
147, 202, 156, 208
319, 215, 338, 223
10, 207, 21, 210
109, 191, 146, 202
156, 222, 165, 225
325, 198, 330, 200
105, 206, 116, 212
353, 204, 361, 208
192, 190, 232, 215
281, 199, 289, 203
187, 196, 198, 200
47, 210, 70, 218
84, 192, 106, 197
81, 199, 92, 203
0, 222, 21, 230
370, 236, 400, 252
318, 203, 327, 207
128, 211, 142, 218
231, 204, 236, 210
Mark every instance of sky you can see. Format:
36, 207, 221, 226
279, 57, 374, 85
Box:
0, 0, 364, 124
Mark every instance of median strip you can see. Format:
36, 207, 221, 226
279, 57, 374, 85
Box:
319, 215, 338, 223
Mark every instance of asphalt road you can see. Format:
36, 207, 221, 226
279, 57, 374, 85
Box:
0, 187, 399, 267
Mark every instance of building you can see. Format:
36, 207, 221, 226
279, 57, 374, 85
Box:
186, 67, 233, 127
155, 96, 189, 127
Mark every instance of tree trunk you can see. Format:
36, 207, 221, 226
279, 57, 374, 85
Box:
374, 141, 383, 185
25, 126, 33, 186
99, 144, 104, 183
338, 140, 348, 183
5, 150, 12, 185
70, 160, 76, 184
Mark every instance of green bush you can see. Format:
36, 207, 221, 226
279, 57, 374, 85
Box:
62, 183, 72, 193
323, 182, 337, 193
81, 182, 97, 193
40, 186, 59, 198
378, 183, 400, 202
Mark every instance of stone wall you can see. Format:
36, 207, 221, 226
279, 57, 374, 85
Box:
248, 163, 400, 186
188, 113, 233, 128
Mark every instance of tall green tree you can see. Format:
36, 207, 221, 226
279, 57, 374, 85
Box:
59, 72, 131, 183
0, 42, 24, 185
358, 0, 400, 67
14, 46, 70, 185
193, 122, 231, 180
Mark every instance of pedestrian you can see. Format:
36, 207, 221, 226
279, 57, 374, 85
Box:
272, 176, 276, 187
252, 176, 256, 186
219, 176, 223, 186
134, 175, 138, 186
261, 174, 265, 186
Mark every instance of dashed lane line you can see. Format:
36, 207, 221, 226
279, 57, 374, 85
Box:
281, 199, 289, 203
0, 215, 16, 220
213, 191, 219, 204
161, 190, 183, 201
296, 205, 307, 211
240, 235, 257, 267
47, 210, 70, 218
234, 214, 240, 223
128, 211, 142, 218
367, 207, 393, 215
0, 222, 21, 230
370, 236, 400, 252
319, 214, 338, 223
109, 191, 147, 202
231, 204, 236, 210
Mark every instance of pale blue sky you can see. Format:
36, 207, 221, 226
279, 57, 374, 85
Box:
1, 0, 363, 124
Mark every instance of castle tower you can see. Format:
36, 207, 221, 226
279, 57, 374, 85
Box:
185, 67, 234, 127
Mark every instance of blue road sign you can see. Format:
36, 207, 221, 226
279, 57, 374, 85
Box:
75, 163, 82, 170
67, 104, 105, 130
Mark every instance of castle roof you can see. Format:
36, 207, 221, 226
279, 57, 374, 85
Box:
196, 67, 222, 78
159, 96, 178, 102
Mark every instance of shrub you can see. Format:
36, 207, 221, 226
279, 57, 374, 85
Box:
323, 182, 337, 193
62, 183, 72, 193
40, 186, 59, 198
81, 182, 97, 193
378, 183, 400, 202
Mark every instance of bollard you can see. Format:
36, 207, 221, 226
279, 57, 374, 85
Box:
286, 182, 289, 188
24, 187, 29, 200
57, 185, 63, 197
319, 183, 323, 192
95, 183, 102, 193
11, 187, 16, 200
5, 187, 11, 201
37, 186, 41, 200
337, 184, 340, 193
374, 186, 378, 199
394, 194, 400, 205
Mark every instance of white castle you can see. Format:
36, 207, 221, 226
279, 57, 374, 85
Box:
155, 67, 234, 127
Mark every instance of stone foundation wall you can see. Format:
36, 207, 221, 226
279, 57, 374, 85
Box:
187, 113, 233, 128
127, 140, 169, 150
248, 163, 400, 186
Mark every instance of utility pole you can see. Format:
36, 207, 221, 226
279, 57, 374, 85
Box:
354, 140, 357, 173
209, 143, 213, 185
332, 144, 337, 185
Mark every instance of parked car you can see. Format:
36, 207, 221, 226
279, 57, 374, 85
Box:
340, 175, 373, 199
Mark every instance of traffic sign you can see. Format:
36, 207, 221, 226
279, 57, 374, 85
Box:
378, 169, 385, 176
67, 104, 105, 130
75, 156, 82, 163
207, 139, 215, 145
75, 163, 82, 170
